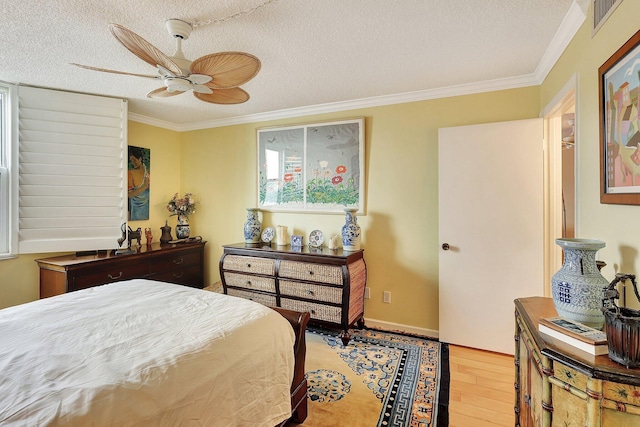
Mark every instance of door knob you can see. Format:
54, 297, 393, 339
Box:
442, 243, 450, 250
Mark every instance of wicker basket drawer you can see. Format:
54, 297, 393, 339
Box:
279, 280, 342, 304
223, 255, 275, 275
224, 272, 276, 293
227, 288, 277, 307
280, 298, 341, 324
279, 261, 343, 285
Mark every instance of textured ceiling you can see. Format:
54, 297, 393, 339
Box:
0, 0, 583, 129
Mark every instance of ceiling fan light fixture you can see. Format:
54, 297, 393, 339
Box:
164, 78, 191, 92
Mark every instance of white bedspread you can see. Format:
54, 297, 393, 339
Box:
0, 279, 295, 426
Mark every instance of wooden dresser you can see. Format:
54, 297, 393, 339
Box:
515, 297, 640, 426
220, 243, 367, 345
36, 241, 206, 298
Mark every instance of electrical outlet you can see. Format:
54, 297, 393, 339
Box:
383, 291, 391, 303
364, 287, 371, 299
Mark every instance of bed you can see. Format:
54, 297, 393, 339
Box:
0, 279, 309, 426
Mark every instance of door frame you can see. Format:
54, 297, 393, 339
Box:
541, 74, 578, 296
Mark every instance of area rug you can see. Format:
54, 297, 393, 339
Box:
300, 327, 449, 427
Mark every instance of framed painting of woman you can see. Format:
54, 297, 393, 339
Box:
128, 146, 150, 220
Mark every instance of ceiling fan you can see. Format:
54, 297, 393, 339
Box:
71, 19, 261, 104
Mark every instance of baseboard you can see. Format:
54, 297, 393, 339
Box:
363, 317, 439, 340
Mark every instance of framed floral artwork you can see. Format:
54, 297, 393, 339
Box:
257, 118, 364, 213
599, 28, 640, 204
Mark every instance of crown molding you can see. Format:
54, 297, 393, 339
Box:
127, 112, 183, 132
129, 1, 586, 133
135, 74, 540, 132
533, 1, 587, 84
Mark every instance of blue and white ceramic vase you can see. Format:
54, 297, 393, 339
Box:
243, 208, 261, 243
551, 238, 608, 328
175, 214, 190, 239
341, 208, 361, 251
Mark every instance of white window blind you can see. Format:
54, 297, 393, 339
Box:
18, 86, 127, 254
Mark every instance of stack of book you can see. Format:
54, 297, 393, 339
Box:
538, 316, 608, 356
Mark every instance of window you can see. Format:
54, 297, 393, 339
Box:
0, 82, 17, 259
17, 86, 127, 254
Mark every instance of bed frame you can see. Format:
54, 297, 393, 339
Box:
273, 307, 310, 426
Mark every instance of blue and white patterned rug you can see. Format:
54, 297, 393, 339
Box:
302, 327, 449, 427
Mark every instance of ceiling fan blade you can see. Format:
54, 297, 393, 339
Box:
194, 87, 250, 104
70, 63, 159, 79
147, 87, 184, 99
157, 65, 177, 78
109, 23, 184, 76
190, 52, 261, 89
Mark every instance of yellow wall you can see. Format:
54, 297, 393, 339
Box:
4, 1, 632, 329
0, 121, 181, 309
541, 1, 640, 292
181, 88, 540, 330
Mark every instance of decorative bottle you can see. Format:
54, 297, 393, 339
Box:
341, 208, 361, 251
244, 208, 261, 243
160, 221, 173, 244
551, 238, 609, 328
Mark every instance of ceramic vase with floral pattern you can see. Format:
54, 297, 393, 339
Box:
175, 214, 190, 239
341, 208, 361, 251
551, 238, 609, 328
244, 208, 261, 243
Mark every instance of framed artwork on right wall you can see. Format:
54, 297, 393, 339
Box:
599, 28, 640, 205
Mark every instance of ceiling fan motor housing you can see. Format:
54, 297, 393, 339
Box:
165, 19, 192, 40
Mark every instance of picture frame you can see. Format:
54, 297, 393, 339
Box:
599, 29, 640, 205
127, 145, 150, 220
257, 118, 365, 214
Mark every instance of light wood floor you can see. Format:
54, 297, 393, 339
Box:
448, 344, 515, 427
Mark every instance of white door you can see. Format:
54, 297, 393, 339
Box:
438, 119, 544, 355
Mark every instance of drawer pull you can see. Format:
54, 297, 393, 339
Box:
246, 263, 252, 268
310, 309, 316, 315
107, 272, 123, 280
308, 271, 314, 275
173, 272, 184, 279
173, 258, 184, 265
307, 290, 314, 296
246, 280, 252, 286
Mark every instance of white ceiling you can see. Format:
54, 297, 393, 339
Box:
0, 0, 586, 130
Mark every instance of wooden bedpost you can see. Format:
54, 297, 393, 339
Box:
272, 307, 310, 425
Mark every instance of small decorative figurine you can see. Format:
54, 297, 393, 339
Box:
145, 227, 152, 245
127, 226, 142, 247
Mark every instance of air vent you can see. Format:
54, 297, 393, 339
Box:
593, 0, 623, 36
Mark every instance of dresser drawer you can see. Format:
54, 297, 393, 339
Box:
151, 266, 203, 288
224, 272, 276, 293
603, 381, 640, 406
70, 261, 149, 291
280, 298, 341, 323
279, 261, 343, 285
279, 280, 342, 304
149, 249, 200, 274
227, 288, 277, 307
223, 255, 275, 275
